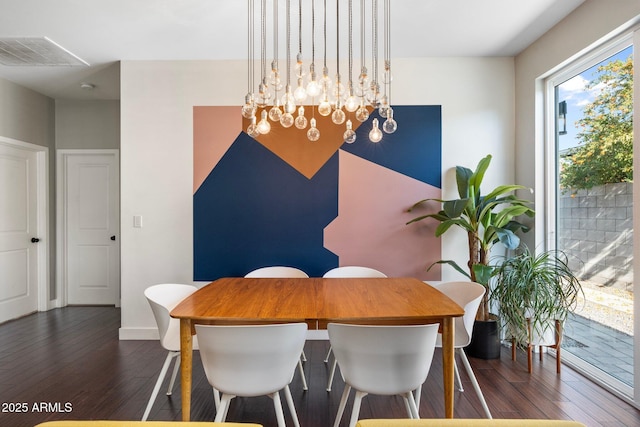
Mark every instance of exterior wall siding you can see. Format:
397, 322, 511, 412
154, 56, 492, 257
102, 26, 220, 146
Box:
558, 182, 633, 291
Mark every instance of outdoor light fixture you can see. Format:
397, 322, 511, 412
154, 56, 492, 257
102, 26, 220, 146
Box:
242, 0, 397, 143
558, 100, 567, 135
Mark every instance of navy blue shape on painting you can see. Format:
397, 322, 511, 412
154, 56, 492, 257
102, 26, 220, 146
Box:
341, 105, 441, 187
194, 132, 339, 281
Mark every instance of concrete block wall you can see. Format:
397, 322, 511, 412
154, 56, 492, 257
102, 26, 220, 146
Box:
558, 182, 633, 291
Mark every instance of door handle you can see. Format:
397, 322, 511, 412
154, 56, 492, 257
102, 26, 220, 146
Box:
31, 237, 40, 243
110, 235, 116, 241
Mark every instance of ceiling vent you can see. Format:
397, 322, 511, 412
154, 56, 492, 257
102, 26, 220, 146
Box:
0, 37, 89, 66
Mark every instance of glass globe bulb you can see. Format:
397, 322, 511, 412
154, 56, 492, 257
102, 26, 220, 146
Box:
307, 118, 320, 141
241, 93, 256, 119
268, 102, 283, 122
281, 88, 296, 114
256, 111, 271, 134
307, 76, 321, 98
378, 95, 390, 118
318, 98, 332, 116
294, 78, 307, 103
280, 112, 294, 128
295, 56, 305, 78
321, 68, 332, 90
256, 83, 272, 107
246, 116, 260, 138
332, 107, 346, 125
345, 94, 359, 112
367, 83, 381, 108
369, 118, 383, 143
383, 108, 397, 134
332, 80, 346, 101
355, 105, 370, 122
343, 120, 356, 144
269, 66, 283, 91
294, 106, 308, 129
356, 69, 369, 96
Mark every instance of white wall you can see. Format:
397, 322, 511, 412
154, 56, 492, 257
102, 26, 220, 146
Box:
0, 77, 56, 297
119, 57, 515, 338
55, 100, 120, 149
514, 0, 640, 249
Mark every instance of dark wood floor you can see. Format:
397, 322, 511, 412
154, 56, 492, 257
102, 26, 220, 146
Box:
1, 307, 639, 427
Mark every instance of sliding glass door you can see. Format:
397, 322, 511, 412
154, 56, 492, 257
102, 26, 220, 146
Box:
548, 36, 635, 398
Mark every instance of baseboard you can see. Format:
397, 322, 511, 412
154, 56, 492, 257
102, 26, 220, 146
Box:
306, 329, 329, 340
118, 327, 159, 340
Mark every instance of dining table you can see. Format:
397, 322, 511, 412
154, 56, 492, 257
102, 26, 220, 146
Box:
170, 276, 465, 420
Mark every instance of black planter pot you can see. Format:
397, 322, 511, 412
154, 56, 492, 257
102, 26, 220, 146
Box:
466, 319, 501, 359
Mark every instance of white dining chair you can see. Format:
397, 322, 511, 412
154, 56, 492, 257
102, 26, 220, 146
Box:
328, 323, 439, 427
244, 265, 309, 391
244, 266, 309, 278
195, 323, 308, 427
322, 266, 388, 391
142, 283, 220, 421
415, 281, 492, 418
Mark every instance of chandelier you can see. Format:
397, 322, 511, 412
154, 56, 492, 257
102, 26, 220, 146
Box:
241, 0, 397, 144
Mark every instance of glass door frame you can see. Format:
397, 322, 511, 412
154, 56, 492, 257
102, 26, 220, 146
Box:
542, 30, 638, 405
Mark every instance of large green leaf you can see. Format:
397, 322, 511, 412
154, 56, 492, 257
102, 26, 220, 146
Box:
428, 260, 471, 279
435, 218, 473, 236
472, 263, 494, 286
443, 198, 469, 219
407, 197, 446, 212
493, 205, 534, 228
456, 166, 473, 198
483, 184, 528, 202
469, 154, 492, 192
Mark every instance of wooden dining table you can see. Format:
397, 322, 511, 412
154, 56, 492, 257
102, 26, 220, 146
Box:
170, 276, 465, 420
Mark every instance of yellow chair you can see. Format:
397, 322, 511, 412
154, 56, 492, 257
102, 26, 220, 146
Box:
34, 422, 262, 427
355, 419, 586, 427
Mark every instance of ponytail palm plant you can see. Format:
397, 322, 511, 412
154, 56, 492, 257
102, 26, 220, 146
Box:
407, 154, 535, 320
490, 247, 583, 346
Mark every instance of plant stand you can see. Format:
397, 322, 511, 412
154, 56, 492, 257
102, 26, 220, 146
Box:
511, 319, 563, 373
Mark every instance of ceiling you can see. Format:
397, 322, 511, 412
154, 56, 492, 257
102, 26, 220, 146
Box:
0, 0, 585, 101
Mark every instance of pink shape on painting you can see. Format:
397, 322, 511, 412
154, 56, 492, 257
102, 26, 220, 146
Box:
324, 150, 442, 281
193, 106, 241, 194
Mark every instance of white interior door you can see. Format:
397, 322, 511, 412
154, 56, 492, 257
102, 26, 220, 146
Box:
61, 150, 119, 305
0, 142, 41, 323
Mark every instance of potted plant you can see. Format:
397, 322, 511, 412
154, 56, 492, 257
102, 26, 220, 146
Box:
490, 245, 583, 367
406, 154, 535, 358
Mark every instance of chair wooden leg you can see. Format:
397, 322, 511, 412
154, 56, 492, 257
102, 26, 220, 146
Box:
511, 337, 516, 361
527, 318, 533, 373
555, 319, 563, 374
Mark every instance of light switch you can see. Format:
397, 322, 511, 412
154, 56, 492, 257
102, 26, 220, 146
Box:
133, 215, 143, 228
